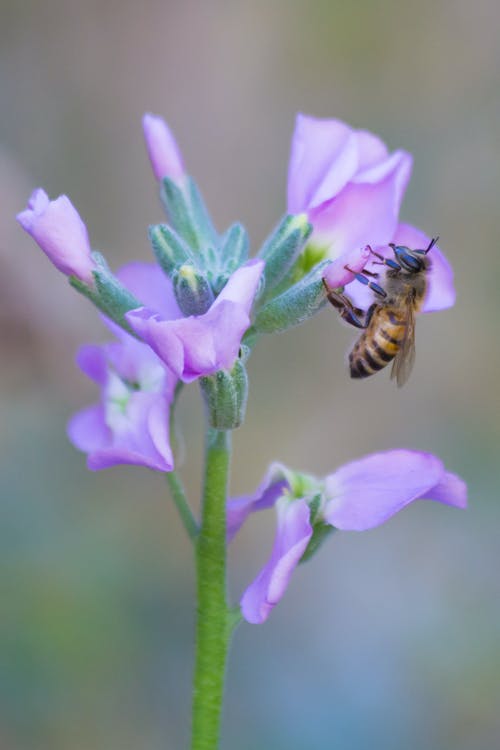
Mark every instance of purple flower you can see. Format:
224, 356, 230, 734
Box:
143, 113, 186, 182
288, 114, 412, 263
68, 263, 179, 471
126, 259, 264, 382
287, 115, 456, 310
229, 450, 466, 624
17, 188, 96, 283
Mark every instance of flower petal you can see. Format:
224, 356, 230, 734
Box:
211, 258, 264, 310
93, 391, 173, 472
76, 345, 108, 385
324, 449, 466, 531
309, 151, 412, 261
322, 244, 371, 289
240, 497, 313, 624
355, 129, 389, 170
17, 189, 95, 282
69, 333, 175, 473
142, 113, 185, 182
116, 262, 182, 320
419, 470, 467, 509
227, 463, 290, 542
287, 114, 359, 214
67, 404, 111, 453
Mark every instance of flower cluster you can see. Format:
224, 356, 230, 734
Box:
17, 111, 466, 624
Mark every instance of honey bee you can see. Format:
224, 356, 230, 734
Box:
323, 237, 438, 387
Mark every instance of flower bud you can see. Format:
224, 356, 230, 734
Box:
142, 113, 185, 182
258, 213, 312, 295
172, 264, 214, 316
17, 188, 96, 283
252, 260, 330, 334
199, 358, 248, 430
149, 223, 194, 277
160, 176, 218, 253
220, 223, 249, 274
208, 223, 249, 294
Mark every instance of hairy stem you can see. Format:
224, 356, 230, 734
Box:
191, 428, 232, 750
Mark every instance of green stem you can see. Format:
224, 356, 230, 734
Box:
191, 428, 232, 750
165, 472, 198, 541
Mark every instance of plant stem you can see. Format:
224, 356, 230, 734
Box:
166, 471, 198, 541
191, 428, 232, 750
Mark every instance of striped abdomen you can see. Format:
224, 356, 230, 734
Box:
349, 307, 406, 379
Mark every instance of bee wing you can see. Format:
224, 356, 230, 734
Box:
390, 294, 416, 387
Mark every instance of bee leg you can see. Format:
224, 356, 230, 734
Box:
358, 267, 379, 278
369, 245, 401, 271
364, 302, 378, 327
344, 266, 387, 298
321, 281, 367, 329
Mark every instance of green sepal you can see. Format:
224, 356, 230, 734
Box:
172, 264, 214, 316
220, 223, 249, 274
300, 522, 335, 563
149, 223, 195, 276
69, 262, 142, 337
298, 492, 335, 563
160, 175, 219, 252
252, 260, 330, 334
199, 358, 248, 430
207, 222, 250, 294
258, 214, 312, 297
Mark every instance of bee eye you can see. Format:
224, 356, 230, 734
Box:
394, 247, 422, 271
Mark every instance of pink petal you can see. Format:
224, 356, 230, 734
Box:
240, 497, 313, 624
322, 244, 371, 289
142, 113, 185, 182
287, 114, 359, 214
324, 450, 466, 531
309, 151, 412, 261
227, 463, 290, 542
116, 262, 182, 320
67, 404, 110, 453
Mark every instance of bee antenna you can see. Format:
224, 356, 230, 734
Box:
425, 236, 439, 254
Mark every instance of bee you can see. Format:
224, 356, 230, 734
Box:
323, 237, 438, 387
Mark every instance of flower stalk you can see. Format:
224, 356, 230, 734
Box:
166, 471, 199, 541
191, 428, 232, 750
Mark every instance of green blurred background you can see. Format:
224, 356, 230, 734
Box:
1, 1, 499, 748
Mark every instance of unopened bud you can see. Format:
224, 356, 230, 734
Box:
160, 176, 218, 253
199, 358, 248, 430
220, 223, 249, 274
149, 223, 194, 277
258, 213, 312, 296
172, 264, 214, 316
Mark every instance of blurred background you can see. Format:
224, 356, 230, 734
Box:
1, 1, 499, 748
